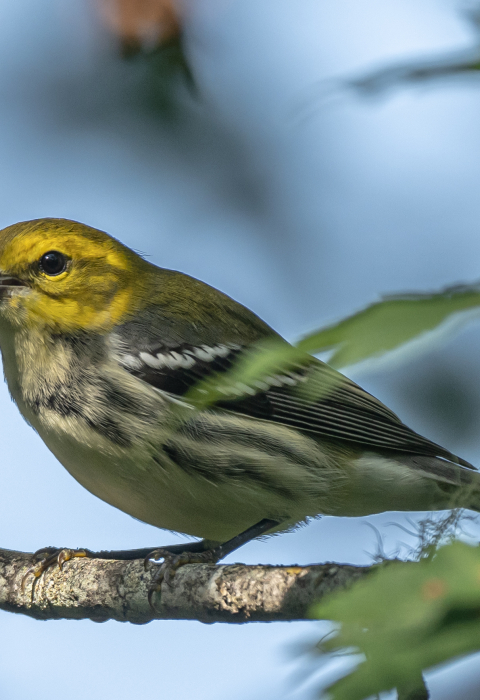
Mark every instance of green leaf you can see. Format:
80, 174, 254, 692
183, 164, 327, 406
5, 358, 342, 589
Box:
185, 338, 310, 409
298, 282, 480, 369
184, 281, 480, 411
310, 542, 480, 700
184, 337, 349, 410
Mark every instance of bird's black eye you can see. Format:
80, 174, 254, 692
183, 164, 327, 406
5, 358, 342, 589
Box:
39, 251, 67, 276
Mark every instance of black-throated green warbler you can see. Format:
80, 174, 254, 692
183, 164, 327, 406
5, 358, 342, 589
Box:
0, 218, 477, 595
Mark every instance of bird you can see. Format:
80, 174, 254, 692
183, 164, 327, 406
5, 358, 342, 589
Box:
0, 217, 477, 599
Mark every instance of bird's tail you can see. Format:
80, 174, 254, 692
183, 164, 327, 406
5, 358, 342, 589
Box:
401, 453, 480, 514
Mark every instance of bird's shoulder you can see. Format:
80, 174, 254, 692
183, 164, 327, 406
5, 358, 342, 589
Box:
110, 284, 279, 396
132, 268, 277, 347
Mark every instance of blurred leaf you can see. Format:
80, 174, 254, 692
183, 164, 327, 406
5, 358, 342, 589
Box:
310, 541, 480, 700
341, 52, 480, 98
93, 0, 193, 116
127, 35, 195, 116
296, 3, 480, 116
298, 8, 480, 119
340, 7, 480, 96
95, 0, 181, 51
298, 282, 480, 369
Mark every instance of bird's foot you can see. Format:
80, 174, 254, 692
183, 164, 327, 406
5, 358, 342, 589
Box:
144, 547, 218, 609
21, 547, 91, 595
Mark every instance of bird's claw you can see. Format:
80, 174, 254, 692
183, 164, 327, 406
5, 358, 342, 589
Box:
144, 548, 217, 610
21, 547, 88, 595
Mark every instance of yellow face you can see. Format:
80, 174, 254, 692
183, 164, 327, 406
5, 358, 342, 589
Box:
0, 218, 147, 333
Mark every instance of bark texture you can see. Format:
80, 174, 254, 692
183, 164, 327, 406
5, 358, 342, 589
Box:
0, 548, 372, 624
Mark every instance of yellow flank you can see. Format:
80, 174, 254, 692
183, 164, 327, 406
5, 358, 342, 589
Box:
0, 218, 152, 333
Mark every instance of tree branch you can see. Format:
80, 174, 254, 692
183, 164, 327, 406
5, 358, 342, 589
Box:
0, 547, 372, 624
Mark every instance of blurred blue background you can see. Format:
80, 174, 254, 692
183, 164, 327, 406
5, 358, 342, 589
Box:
2, 0, 480, 697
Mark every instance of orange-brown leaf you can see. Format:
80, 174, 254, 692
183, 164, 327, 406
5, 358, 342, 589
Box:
94, 0, 182, 48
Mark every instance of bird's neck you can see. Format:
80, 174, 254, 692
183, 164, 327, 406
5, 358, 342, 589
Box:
0, 324, 102, 424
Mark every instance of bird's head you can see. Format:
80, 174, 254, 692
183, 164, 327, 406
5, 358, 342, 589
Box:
0, 218, 150, 332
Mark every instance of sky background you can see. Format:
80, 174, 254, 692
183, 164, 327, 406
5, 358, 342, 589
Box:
2, 0, 480, 698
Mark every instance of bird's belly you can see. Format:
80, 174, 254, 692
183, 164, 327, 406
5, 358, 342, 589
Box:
32, 407, 353, 542
28, 395, 450, 543
35, 424, 301, 541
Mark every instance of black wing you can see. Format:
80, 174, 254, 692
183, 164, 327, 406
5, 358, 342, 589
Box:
112, 323, 472, 469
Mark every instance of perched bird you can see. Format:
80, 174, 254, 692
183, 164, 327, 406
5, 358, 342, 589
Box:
0, 218, 478, 595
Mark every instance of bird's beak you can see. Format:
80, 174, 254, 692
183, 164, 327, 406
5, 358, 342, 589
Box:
0, 274, 27, 299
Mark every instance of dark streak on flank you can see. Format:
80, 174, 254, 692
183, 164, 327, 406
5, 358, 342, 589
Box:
187, 418, 317, 469
85, 414, 131, 448
162, 442, 295, 500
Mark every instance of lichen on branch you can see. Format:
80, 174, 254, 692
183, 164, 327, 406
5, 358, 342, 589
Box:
0, 548, 370, 624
